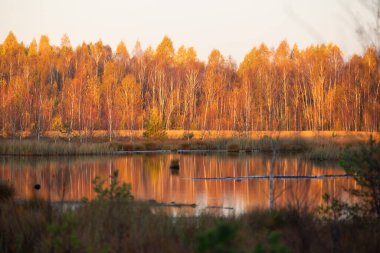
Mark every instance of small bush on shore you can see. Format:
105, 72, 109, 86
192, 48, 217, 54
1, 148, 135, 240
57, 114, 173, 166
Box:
143, 109, 167, 139
227, 143, 240, 152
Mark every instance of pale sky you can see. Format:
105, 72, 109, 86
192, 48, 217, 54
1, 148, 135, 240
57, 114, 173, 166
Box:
0, 0, 375, 63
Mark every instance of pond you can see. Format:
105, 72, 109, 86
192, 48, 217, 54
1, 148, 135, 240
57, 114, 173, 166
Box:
0, 153, 355, 215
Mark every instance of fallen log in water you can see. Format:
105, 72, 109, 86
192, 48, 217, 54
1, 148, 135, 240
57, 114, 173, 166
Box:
190, 174, 352, 181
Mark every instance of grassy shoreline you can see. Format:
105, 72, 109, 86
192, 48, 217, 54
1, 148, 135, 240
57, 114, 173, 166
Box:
0, 131, 377, 159
0, 140, 114, 156
5, 129, 378, 140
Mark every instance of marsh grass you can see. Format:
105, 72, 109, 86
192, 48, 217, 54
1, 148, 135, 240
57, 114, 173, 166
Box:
183, 137, 310, 153
1, 197, 380, 253
108, 141, 145, 151
301, 142, 363, 161
302, 146, 343, 161
0, 134, 369, 159
0, 140, 114, 156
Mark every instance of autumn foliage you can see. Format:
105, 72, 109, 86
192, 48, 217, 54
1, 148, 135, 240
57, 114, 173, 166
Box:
0, 32, 379, 140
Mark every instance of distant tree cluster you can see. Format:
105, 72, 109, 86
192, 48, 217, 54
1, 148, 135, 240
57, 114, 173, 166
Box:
0, 32, 379, 140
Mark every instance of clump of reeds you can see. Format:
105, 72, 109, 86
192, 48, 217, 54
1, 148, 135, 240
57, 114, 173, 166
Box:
180, 141, 210, 150
227, 143, 240, 152
143, 142, 164, 150
302, 146, 343, 161
108, 141, 145, 151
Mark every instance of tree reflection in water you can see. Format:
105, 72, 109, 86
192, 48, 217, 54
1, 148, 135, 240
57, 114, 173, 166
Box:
0, 153, 356, 215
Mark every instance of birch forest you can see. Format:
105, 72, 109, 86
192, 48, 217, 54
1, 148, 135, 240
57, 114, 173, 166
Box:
1, 32, 379, 138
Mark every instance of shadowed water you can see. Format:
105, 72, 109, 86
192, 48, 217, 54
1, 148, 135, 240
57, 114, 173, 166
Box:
0, 153, 355, 215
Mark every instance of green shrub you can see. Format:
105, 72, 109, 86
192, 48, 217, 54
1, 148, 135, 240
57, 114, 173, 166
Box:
253, 231, 293, 253
195, 222, 239, 253
340, 136, 380, 217
93, 170, 133, 201
143, 109, 167, 139
319, 193, 364, 221
48, 212, 82, 253
195, 222, 292, 253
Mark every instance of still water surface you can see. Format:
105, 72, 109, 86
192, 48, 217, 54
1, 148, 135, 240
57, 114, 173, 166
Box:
0, 153, 355, 215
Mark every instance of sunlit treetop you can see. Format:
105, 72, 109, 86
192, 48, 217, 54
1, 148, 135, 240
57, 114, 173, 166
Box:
90, 40, 104, 62
60, 34, 72, 50
132, 40, 143, 59
38, 35, 52, 56
28, 39, 38, 57
155, 36, 174, 64
291, 43, 299, 55
116, 41, 129, 60
274, 40, 290, 61
3, 31, 18, 53
175, 46, 198, 66
145, 46, 154, 60
175, 45, 187, 65
187, 47, 197, 62
363, 47, 378, 70
207, 49, 224, 68
257, 43, 270, 59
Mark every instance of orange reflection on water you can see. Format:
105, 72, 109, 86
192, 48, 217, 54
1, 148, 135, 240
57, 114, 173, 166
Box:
0, 154, 356, 214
